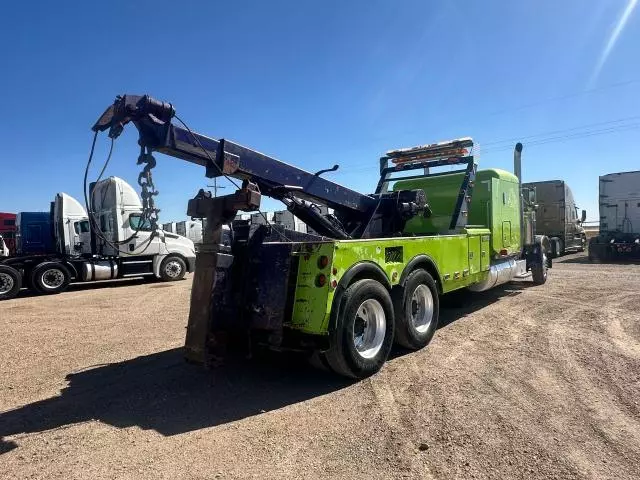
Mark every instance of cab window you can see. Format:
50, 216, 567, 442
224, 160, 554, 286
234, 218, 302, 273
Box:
129, 213, 152, 231
74, 220, 90, 234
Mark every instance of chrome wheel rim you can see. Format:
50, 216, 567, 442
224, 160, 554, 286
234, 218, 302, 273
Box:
352, 298, 386, 359
411, 284, 434, 334
164, 260, 183, 279
0, 272, 14, 294
41, 269, 65, 289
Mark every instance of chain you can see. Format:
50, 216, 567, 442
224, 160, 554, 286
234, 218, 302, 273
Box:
137, 146, 161, 232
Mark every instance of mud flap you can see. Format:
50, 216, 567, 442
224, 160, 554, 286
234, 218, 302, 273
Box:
524, 235, 551, 271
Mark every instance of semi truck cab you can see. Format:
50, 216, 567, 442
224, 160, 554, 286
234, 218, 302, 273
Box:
90, 176, 195, 263
53, 193, 92, 256
523, 180, 586, 256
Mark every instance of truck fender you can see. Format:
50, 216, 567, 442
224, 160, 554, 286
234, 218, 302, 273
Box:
153, 254, 168, 278
327, 261, 391, 333
337, 261, 391, 292
61, 260, 79, 279
398, 254, 442, 293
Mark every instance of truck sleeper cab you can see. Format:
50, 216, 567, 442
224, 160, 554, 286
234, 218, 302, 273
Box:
523, 180, 586, 257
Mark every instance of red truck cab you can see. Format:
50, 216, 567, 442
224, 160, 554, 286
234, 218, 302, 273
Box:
0, 212, 17, 255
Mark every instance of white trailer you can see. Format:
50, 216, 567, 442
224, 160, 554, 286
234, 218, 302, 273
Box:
273, 210, 308, 233
176, 220, 203, 244
589, 170, 640, 261
162, 222, 176, 233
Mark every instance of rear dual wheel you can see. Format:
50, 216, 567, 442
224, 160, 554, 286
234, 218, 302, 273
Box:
312, 269, 440, 379
319, 279, 395, 379
393, 269, 439, 350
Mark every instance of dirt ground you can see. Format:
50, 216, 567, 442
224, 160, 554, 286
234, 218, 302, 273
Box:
1, 253, 639, 479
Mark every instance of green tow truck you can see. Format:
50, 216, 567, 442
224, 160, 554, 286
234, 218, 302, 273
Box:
91, 95, 550, 378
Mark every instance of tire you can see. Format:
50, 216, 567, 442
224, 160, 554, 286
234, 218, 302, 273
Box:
531, 253, 548, 285
0, 265, 22, 300
31, 262, 71, 295
393, 269, 439, 350
159, 256, 187, 282
557, 238, 565, 257
322, 279, 394, 379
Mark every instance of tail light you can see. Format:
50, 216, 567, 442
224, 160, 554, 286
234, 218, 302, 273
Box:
318, 255, 329, 269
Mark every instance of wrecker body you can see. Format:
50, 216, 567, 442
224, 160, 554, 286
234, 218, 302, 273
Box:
88, 95, 550, 378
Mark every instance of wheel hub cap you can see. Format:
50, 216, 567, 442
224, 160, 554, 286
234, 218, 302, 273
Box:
0, 273, 14, 294
410, 284, 434, 334
352, 298, 386, 359
165, 261, 182, 278
42, 269, 64, 289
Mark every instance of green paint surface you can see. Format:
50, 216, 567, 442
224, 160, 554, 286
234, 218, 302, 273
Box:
393, 168, 521, 258
286, 168, 522, 336
289, 229, 490, 335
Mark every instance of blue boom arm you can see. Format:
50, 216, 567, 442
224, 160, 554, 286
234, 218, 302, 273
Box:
92, 95, 376, 216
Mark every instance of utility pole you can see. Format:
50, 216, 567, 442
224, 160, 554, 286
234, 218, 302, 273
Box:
206, 178, 226, 197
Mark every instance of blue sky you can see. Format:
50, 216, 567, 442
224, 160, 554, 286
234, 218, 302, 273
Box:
1, 0, 639, 223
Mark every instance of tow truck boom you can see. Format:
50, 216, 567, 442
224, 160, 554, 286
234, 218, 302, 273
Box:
89, 94, 478, 368
93, 95, 379, 238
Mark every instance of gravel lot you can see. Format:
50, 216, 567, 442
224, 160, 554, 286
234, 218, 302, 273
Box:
1, 253, 639, 479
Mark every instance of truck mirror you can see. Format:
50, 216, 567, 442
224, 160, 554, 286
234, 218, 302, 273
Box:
581, 209, 586, 222
528, 190, 536, 204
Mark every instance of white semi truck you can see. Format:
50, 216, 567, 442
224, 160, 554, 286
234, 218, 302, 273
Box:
0, 176, 196, 300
